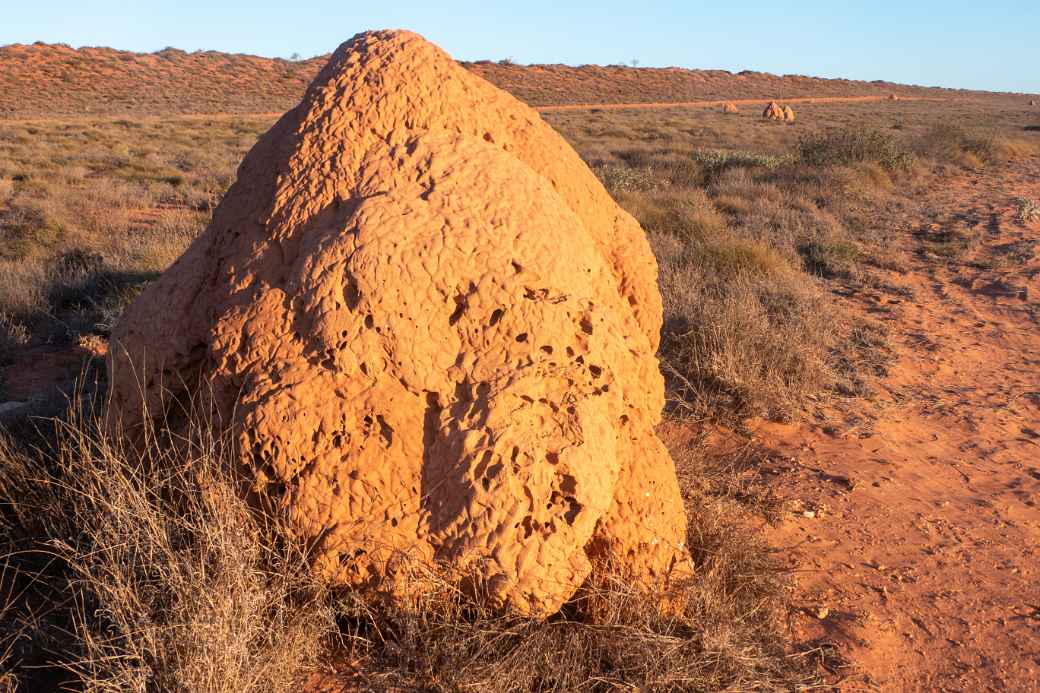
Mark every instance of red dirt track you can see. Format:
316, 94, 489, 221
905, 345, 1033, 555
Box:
537, 95, 940, 112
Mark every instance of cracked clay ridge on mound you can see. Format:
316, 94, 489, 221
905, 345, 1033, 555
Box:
108, 30, 692, 615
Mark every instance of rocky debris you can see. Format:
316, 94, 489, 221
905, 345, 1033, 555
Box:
783, 105, 797, 122
763, 101, 785, 121
722, 101, 738, 114
107, 30, 693, 616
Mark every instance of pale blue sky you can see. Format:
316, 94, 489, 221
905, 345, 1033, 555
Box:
3, 1, 1037, 93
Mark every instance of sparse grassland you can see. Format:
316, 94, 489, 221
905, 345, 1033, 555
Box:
0, 403, 811, 691
0, 116, 269, 394
2, 94, 1039, 690
546, 96, 1038, 419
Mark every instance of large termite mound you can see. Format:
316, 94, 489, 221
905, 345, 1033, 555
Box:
108, 30, 692, 616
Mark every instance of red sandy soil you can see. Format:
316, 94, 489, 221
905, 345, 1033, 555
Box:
0, 42, 1025, 118
751, 154, 1040, 690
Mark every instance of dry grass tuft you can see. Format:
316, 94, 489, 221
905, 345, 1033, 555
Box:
1, 397, 813, 691
0, 404, 337, 692
0, 312, 30, 366
654, 232, 832, 421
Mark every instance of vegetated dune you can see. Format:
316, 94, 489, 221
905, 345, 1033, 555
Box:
465, 61, 989, 106
0, 43, 323, 117
0, 41, 1029, 119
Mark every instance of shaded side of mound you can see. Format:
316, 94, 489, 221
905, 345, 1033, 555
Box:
107, 30, 691, 616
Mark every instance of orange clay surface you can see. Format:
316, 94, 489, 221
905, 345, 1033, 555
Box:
537, 94, 939, 112
752, 154, 1040, 690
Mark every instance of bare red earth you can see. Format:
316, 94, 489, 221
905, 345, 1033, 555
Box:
755, 155, 1040, 690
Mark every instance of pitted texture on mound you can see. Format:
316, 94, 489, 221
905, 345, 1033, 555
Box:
108, 30, 691, 615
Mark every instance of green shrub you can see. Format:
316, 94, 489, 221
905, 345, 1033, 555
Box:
798, 127, 915, 170
691, 149, 793, 180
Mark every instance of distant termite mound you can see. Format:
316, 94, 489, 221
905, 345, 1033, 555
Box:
783, 105, 796, 122
722, 101, 738, 113
107, 30, 692, 616
763, 101, 785, 120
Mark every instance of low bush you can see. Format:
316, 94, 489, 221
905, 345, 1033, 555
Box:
1014, 196, 1040, 224
596, 163, 657, 194
691, 149, 793, 178
798, 127, 915, 170
654, 232, 833, 421
0, 409, 337, 692
913, 123, 1023, 165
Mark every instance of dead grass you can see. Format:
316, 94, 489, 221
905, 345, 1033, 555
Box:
335, 458, 808, 691
547, 98, 1035, 420
0, 116, 266, 365
0, 400, 814, 691
0, 312, 29, 367
654, 231, 832, 420
0, 402, 338, 692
